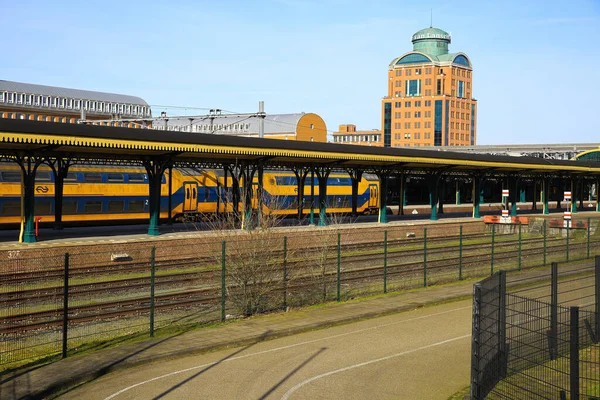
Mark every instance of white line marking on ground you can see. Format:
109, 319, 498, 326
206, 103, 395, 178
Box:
103, 305, 471, 399
280, 334, 471, 400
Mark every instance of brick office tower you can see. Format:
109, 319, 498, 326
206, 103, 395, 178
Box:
381, 26, 477, 148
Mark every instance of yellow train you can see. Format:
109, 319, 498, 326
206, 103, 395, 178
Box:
0, 164, 380, 226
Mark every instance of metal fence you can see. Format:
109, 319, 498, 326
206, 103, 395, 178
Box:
1, 218, 599, 372
471, 258, 600, 399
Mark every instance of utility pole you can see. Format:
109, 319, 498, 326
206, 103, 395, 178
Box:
258, 101, 265, 139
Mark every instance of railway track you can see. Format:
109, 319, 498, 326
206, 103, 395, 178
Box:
0, 233, 485, 284
0, 235, 579, 306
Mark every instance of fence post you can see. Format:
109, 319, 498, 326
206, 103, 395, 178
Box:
283, 236, 287, 311
595, 256, 600, 340
221, 240, 226, 322
150, 246, 156, 337
543, 219, 547, 266
423, 228, 427, 287
337, 232, 341, 302
499, 271, 507, 379
518, 223, 522, 271
470, 282, 482, 400
549, 262, 558, 359
570, 306, 580, 400
459, 225, 463, 280
491, 224, 495, 275
566, 225, 570, 263
383, 230, 388, 294
62, 253, 70, 359
587, 217, 590, 259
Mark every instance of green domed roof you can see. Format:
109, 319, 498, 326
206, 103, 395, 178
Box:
411, 27, 451, 43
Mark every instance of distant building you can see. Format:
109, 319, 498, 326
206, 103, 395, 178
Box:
0, 80, 151, 127
331, 124, 383, 146
382, 26, 477, 147
155, 112, 328, 142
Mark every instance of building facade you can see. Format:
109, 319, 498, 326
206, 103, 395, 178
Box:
0, 80, 151, 127
155, 112, 327, 142
381, 26, 477, 148
331, 124, 383, 146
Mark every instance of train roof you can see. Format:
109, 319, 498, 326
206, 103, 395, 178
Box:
0, 80, 149, 106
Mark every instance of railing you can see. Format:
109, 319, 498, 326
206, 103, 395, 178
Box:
471, 258, 600, 399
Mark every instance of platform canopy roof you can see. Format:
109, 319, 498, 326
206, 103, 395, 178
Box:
1, 118, 599, 177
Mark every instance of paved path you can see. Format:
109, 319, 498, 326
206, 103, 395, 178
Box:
59, 301, 474, 400
0, 260, 594, 400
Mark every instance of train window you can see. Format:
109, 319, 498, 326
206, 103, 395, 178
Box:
108, 200, 125, 212
36, 171, 52, 182
84, 201, 102, 213
1, 171, 21, 182
128, 200, 145, 212
83, 172, 103, 183
186, 188, 190, 199
192, 187, 197, 199
1, 201, 21, 216
64, 172, 79, 182
204, 187, 210, 201
106, 173, 124, 182
128, 173, 145, 183
34, 200, 52, 215
62, 200, 78, 214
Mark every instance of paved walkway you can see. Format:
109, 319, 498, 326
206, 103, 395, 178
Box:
0, 262, 588, 400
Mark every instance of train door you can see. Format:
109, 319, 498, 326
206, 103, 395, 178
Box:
183, 182, 198, 212
368, 184, 378, 208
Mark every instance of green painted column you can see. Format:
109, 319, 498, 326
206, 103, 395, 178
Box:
455, 180, 461, 205
509, 177, 518, 217
144, 159, 168, 237
597, 178, 600, 212
570, 178, 577, 214
428, 175, 439, 221
22, 168, 37, 243
242, 166, 256, 230
519, 188, 526, 203
472, 177, 481, 218
350, 169, 362, 219
310, 170, 315, 225
378, 174, 389, 223
317, 170, 330, 226
147, 173, 162, 236
398, 173, 406, 216
542, 178, 550, 215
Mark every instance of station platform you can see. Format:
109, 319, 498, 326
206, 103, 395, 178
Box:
0, 205, 597, 255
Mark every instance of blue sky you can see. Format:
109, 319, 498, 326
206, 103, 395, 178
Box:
3, 0, 599, 144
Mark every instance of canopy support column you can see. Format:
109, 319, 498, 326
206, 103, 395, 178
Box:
346, 168, 363, 219
509, 176, 518, 217
376, 172, 389, 223
47, 157, 72, 231
292, 167, 310, 222
427, 173, 442, 221
472, 175, 483, 219
15, 154, 43, 243
542, 177, 550, 214
143, 158, 169, 236
315, 167, 331, 226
